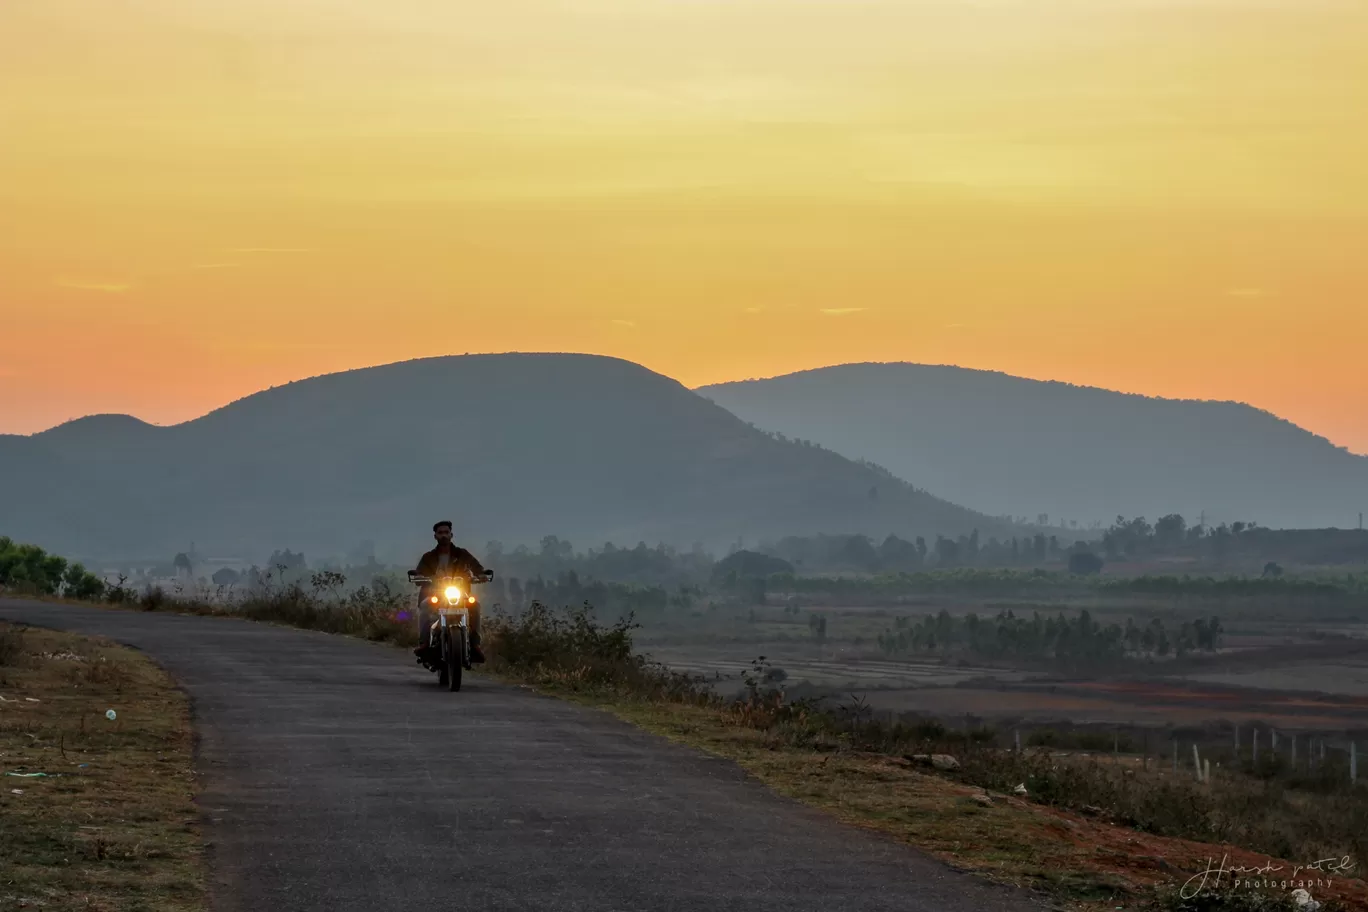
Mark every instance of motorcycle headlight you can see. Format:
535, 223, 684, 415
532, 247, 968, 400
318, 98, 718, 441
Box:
444, 585, 462, 602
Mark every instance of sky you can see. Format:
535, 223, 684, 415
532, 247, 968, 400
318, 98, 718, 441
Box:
3, 0, 1367, 453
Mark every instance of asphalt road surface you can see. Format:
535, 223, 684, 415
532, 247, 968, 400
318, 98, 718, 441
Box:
1, 600, 1047, 912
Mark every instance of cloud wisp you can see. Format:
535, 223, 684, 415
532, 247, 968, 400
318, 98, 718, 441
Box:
55, 279, 132, 294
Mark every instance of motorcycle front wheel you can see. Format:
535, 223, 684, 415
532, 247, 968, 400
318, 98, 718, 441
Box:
446, 629, 464, 692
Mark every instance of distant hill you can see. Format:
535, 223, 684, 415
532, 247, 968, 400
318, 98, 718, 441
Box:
699, 363, 1368, 531
0, 354, 1032, 564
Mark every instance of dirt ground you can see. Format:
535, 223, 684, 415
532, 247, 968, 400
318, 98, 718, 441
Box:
0, 621, 204, 911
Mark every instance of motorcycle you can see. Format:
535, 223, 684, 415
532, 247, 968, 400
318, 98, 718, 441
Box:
407, 567, 494, 692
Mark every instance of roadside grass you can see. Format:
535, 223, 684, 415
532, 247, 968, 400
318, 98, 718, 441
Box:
117, 580, 415, 646
0, 621, 204, 912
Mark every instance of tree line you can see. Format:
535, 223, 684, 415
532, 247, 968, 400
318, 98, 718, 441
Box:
876, 608, 1224, 668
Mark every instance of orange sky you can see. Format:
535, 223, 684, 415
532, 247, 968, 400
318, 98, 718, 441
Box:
3, 0, 1367, 453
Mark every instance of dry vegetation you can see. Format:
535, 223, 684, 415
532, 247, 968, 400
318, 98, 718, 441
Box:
0, 622, 204, 912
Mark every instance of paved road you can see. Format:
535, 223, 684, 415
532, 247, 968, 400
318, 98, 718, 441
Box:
1, 601, 1047, 912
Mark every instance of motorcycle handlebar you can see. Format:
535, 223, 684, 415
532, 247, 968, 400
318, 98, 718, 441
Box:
407, 570, 494, 584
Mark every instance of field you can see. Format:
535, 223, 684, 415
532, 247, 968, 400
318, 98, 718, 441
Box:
632, 579, 1368, 786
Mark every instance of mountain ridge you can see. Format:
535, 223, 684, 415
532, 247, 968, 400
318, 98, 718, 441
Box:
1, 354, 1033, 563
699, 362, 1368, 529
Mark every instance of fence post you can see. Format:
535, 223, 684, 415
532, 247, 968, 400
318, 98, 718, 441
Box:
1204, 758, 1211, 783
1291, 735, 1297, 770
1173, 738, 1178, 773
1253, 729, 1259, 765
1272, 729, 1278, 752
1192, 744, 1203, 782
1015, 729, 1021, 753
1353, 742, 1358, 785
1234, 725, 1240, 755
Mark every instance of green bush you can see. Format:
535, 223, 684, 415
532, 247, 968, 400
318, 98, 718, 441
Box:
0, 537, 104, 600
62, 562, 106, 601
0, 537, 68, 595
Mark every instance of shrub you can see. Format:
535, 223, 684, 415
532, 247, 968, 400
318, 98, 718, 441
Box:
0, 537, 68, 594
62, 562, 106, 601
484, 601, 707, 700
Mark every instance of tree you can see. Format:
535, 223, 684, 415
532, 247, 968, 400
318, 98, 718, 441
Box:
212, 567, 241, 587
539, 535, 573, 560
879, 535, 919, 570
837, 535, 879, 571
711, 550, 794, 583
173, 552, 193, 577
61, 562, 105, 600
1155, 514, 1187, 548
935, 536, 960, 566
1067, 551, 1104, 576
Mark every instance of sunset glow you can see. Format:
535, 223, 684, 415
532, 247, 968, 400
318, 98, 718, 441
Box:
3, 0, 1366, 452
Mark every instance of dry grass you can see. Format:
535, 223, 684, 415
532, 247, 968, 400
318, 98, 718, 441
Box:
0, 622, 204, 911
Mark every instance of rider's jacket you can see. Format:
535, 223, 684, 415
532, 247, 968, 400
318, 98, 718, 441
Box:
414, 544, 487, 580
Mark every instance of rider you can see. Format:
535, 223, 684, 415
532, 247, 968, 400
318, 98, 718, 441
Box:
413, 520, 489, 663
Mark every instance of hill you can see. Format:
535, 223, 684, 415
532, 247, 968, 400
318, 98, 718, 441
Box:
0, 354, 1030, 564
699, 363, 1368, 531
